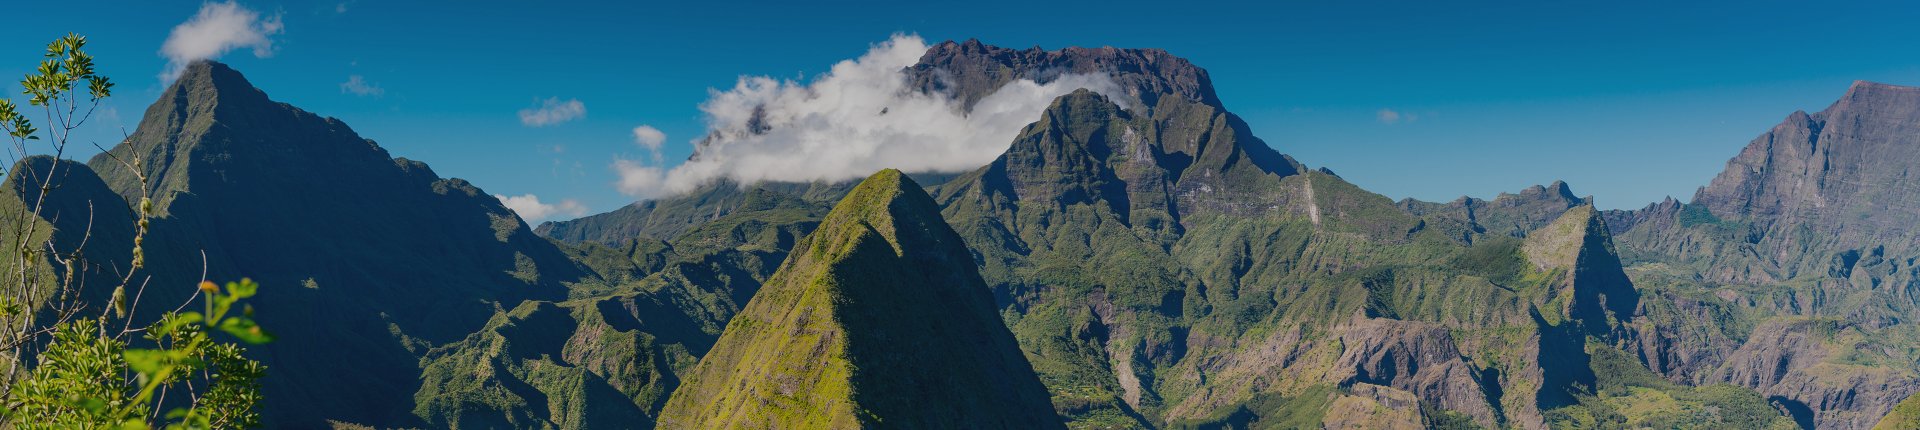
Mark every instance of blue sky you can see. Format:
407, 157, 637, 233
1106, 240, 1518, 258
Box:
4, 1, 1919, 219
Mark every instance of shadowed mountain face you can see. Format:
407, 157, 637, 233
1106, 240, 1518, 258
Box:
70, 61, 588, 428
1607, 81, 1920, 430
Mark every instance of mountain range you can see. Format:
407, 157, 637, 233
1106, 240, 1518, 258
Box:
9, 39, 1920, 429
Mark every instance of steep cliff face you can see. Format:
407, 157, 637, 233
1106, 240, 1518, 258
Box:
1523, 205, 1640, 333
908, 38, 1222, 112
919, 47, 1713, 427
1626, 81, 1920, 292
886, 40, 1785, 428
1609, 81, 1920, 429
657, 169, 1060, 429
1695, 82, 1920, 240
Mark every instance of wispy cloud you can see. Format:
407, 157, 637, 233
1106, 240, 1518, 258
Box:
1377, 108, 1419, 125
1377, 108, 1402, 124
160, 1, 284, 82
632, 125, 665, 161
339, 75, 383, 97
518, 97, 585, 127
495, 194, 587, 222
614, 34, 1124, 198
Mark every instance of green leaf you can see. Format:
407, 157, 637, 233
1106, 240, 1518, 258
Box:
218, 317, 274, 344
74, 396, 107, 414
124, 348, 169, 375
227, 278, 258, 299
157, 312, 203, 336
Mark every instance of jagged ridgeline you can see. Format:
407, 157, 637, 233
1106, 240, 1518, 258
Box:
536, 40, 1797, 429
12, 40, 1865, 429
654, 169, 1060, 428
1605, 81, 1920, 430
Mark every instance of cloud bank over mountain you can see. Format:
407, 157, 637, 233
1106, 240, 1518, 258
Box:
496, 193, 587, 222
160, 1, 283, 82
615, 34, 1125, 198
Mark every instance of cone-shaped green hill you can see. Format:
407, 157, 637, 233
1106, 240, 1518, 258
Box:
656, 169, 1061, 429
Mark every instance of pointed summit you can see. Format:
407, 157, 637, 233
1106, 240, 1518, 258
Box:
1524, 205, 1638, 329
658, 169, 1061, 429
75, 59, 584, 427
166, 60, 274, 109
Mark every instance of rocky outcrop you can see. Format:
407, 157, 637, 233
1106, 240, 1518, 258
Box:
1524, 205, 1639, 332
1331, 319, 1500, 428
908, 38, 1220, 112
1712, 319, 1920, 430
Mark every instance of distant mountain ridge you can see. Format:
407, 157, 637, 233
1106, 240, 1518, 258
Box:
525, 40, 1803, 429
15, 41, 1879, 429
1606, 80, 1920, 429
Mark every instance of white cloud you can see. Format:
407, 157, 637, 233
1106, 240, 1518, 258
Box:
495, 194, 587, 222
613, 160, 667, 197
1376, 108, 1401, 124
519, 97, 586, 127
632, 125, 665, 161
339, 75, 383, 97
1377, 108, 1419, 124
620, 34, 1125, 198
160, 1, 285, 81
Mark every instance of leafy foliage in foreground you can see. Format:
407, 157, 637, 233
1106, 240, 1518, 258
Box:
0, 34, 273, 430
9, 280, 271, 429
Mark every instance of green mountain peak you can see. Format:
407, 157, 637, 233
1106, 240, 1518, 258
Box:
1525, 204, 1638, 330
656, 168, 1061, 429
